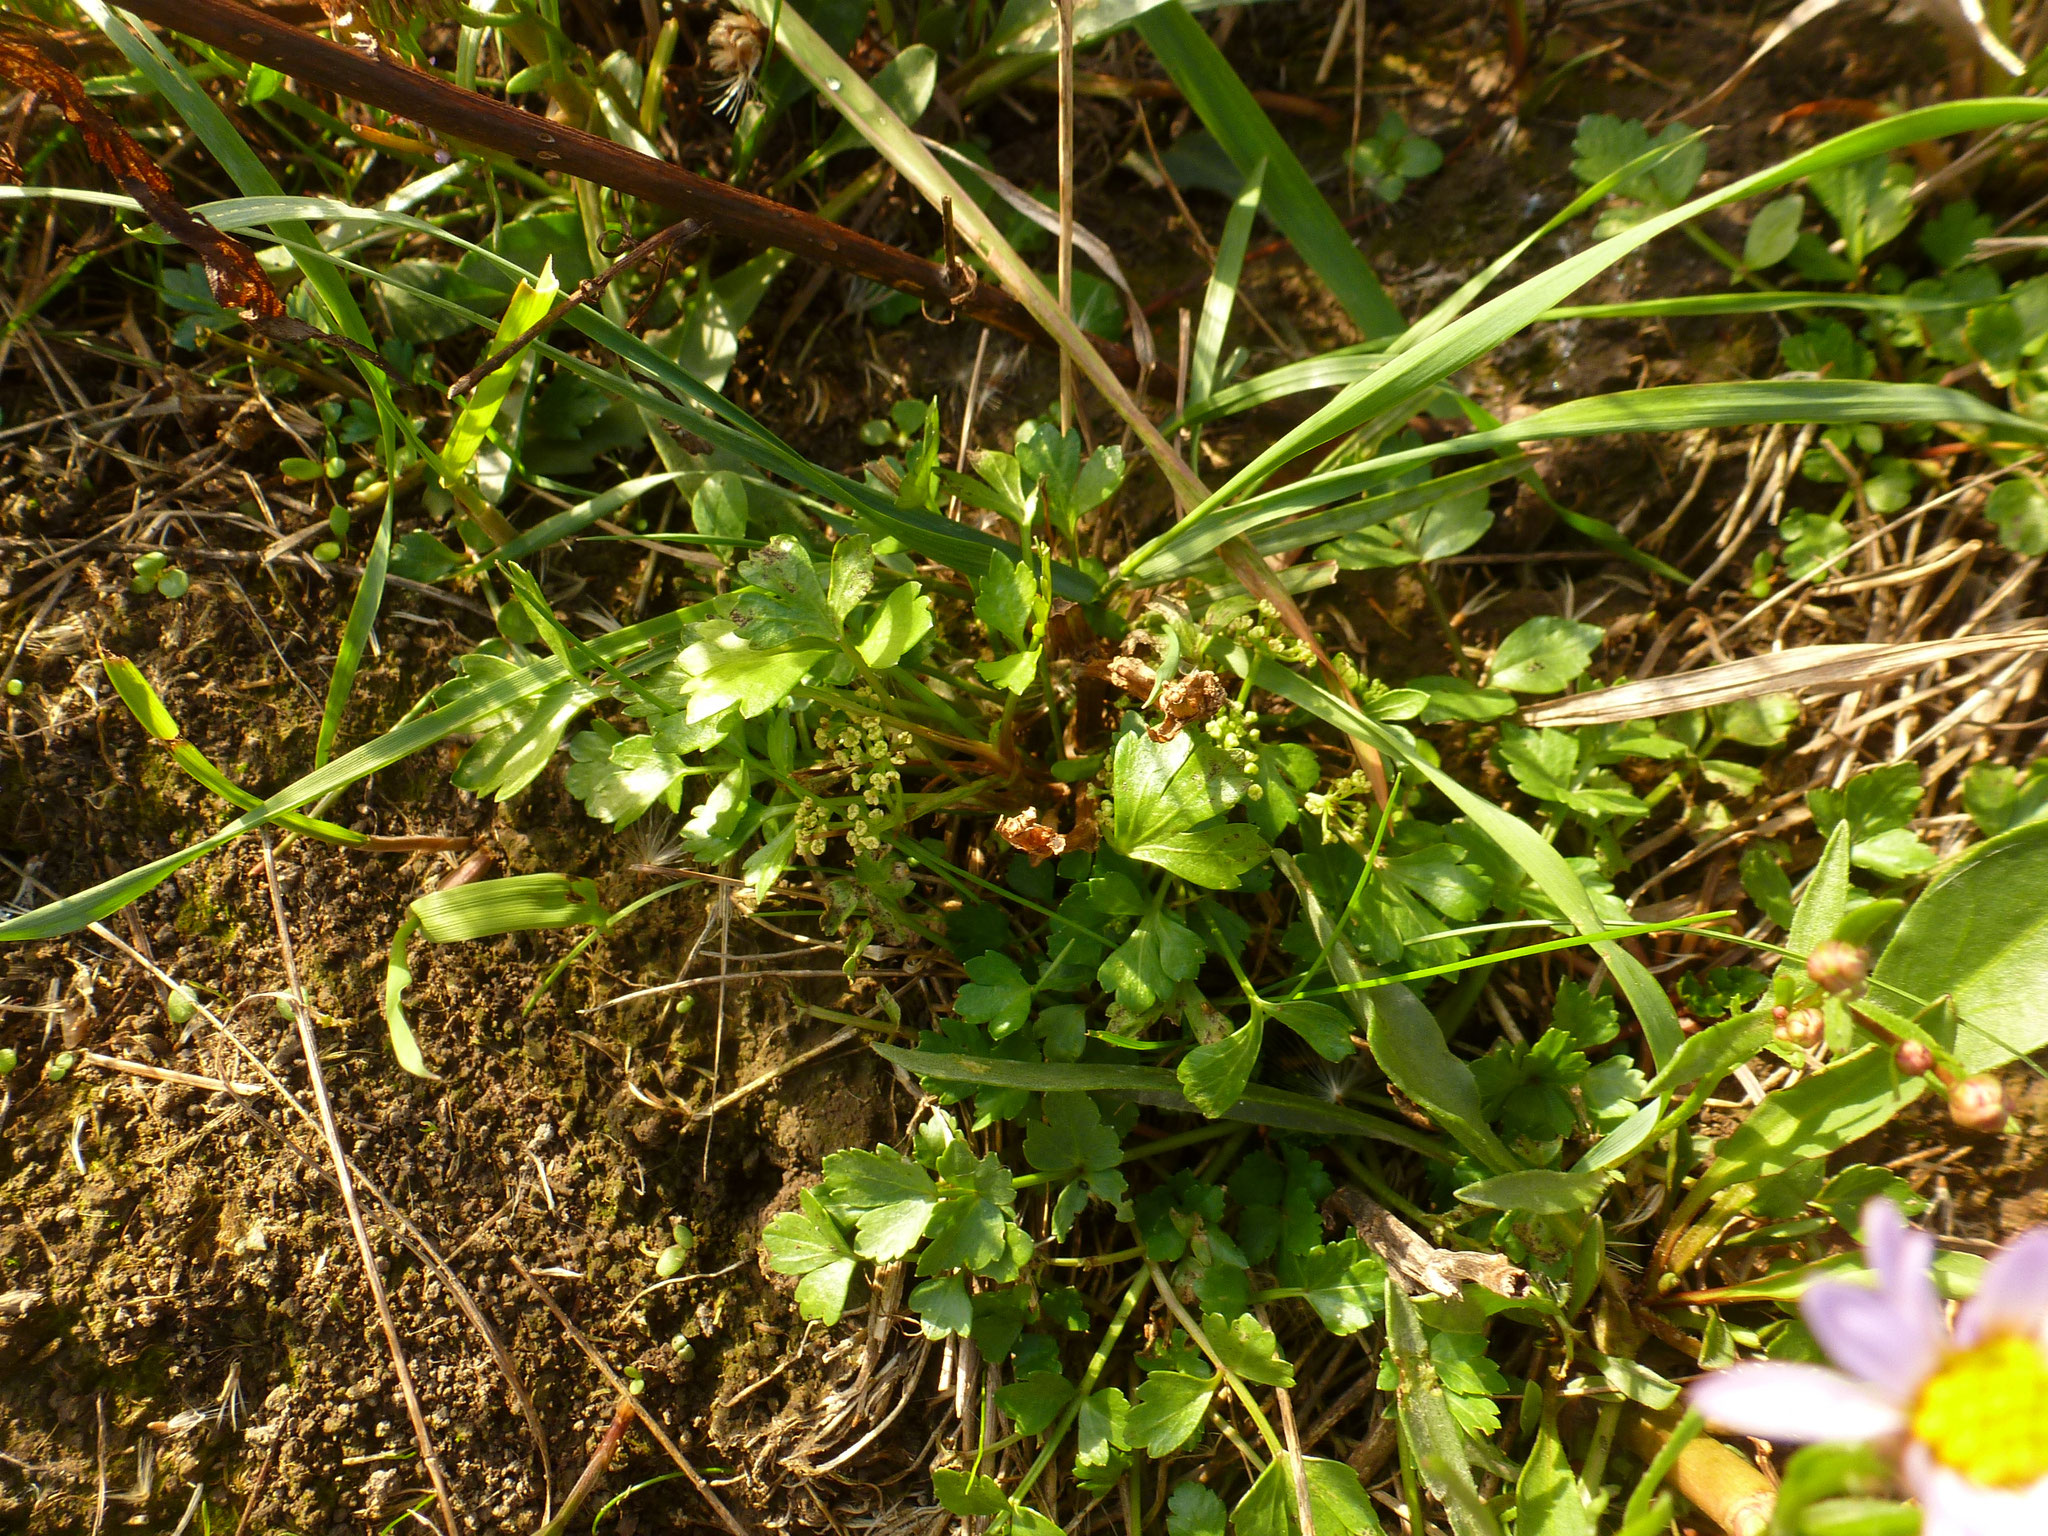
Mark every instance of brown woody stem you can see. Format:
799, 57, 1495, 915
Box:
113, 0, 1163, 390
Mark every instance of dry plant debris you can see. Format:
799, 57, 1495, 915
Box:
0, 2, 2045, 1536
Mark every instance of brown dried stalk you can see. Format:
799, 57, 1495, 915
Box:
1325, 1186, 1533, 1300
0, 32, 377, 366
113, 0, 1161, 389
1623, 1408, 1777, 1536
447, 215, 706, 398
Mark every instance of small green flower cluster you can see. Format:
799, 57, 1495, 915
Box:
804, 711, 914, 855
1326, 651, 1366, 692
791, 795, 833, 859
1202, 703, 1265, 788
1219, 602, 1316, 666
1303, 769, 1378, 830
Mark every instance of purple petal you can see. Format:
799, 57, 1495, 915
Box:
1904, 1445, 2048, 1536
1862, 1197, 1949, 1359
1803, 1279, 1940, 1400
1687, 1362, 1906, 1445
1956, 1228, 2048, 1349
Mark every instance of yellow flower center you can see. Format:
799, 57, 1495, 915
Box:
1912, 1335, 2048, 1489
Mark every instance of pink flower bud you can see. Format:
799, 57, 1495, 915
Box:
1949, 1075, 2009, 1133
1806, 939, 1869, 997
1894, 1040, 1934, 1076
1775, 1007, 1825, 1048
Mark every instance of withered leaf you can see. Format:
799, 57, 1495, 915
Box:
0, 35, 378, 367
1324, 1186, 1532, 1301
994, 793, 1099, 864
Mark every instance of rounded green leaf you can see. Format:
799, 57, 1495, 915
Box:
1488, 616, 1604, 695
1745, 192, 1806, 271
1872, 820, 2048, 1072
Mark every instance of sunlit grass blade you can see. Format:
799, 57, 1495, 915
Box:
463, 472, 691, 574
1140, 96, 2048, 567
1124, 378, 2048, 583
1232, 647, 1685, 1066
1134, 1, 1401, 338
1397, 128, 1709, 351
734, 0, 1209, 515
1173, 345, 1384, 430
1163, 458, 1526, 585
175, 192, 1098, 597
777, 44, 938, 189
1543, 289, 1980, 321
80, 1, 407, 769
0, 614, 693, 942
1189, 158, 1265, 408
102, 655, 370, 845
1438, 387, 1690, 584
870, 1044, 1448, 1156
443, 259, 559, 479
1385, 1280, 1503, 1536
386, 874, 609, 1077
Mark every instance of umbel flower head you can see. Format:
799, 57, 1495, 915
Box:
1689, 1200, 2048, 1535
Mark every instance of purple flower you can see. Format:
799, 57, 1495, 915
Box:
1688, 1200, 2048, 1536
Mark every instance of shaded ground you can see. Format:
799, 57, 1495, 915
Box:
1, 0, 2045, 1532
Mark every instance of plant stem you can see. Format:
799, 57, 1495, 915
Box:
1147, 1262, 1289, 1464
1014, 1265, 1154, 1505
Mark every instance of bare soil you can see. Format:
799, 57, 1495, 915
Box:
2, 0, 2044, 1532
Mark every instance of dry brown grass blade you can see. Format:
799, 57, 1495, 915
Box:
0, 32, 378, 366
1519, 628, 2048, 729
510, 1255, 757, 1536
258, 830, 464, 1536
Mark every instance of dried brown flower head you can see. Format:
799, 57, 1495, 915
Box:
705, 11, 769, 117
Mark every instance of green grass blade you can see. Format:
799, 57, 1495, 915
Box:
1173, 345, 1384, 430
1542, 290, 1981, 321
1189, 159, 1266, 406
83, 3, 409, 768
409, 874, 608, 942
1135, 1, 1401, 338
102, 658, 368, 844
463, 472, 690, 574
871, 1044, 1448, 1156
185, 194, 1097, 598
1232, 648, 1685, 1066
384, 915, 434, 1078
1397, 129, 1708, 352
443, 262, 559, 477
1129, 97, 2048, 579
325, 481, 398, 766
0, 614, 692, 942
1156, 458, 1527, 585
738, 0, 1209, 513
1385, 1280, 1503, 1536
1437, 388, 1690, 584
1125, 378, 2048, 582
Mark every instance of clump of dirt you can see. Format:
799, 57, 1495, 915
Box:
0, 0, 2036, 1530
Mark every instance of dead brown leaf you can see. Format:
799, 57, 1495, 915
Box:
994, 793, 1099, 863
1326, 1186, 1532, 1300
1519, 627, 2048, 730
